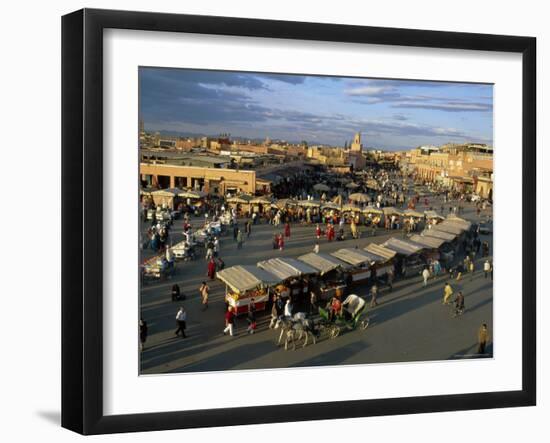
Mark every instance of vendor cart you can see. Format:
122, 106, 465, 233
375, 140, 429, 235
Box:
216, 265, 281, 315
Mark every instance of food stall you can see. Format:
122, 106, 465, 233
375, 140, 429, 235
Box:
257, 257, 318, 302
363, 206, 383, 227
424, 210, 444, 225
330, 248, 374, 283
297, 252, 350, 300
141, 254, 175, 281
250, 196, 273, 215
363, 243, 396, 277
409, 234, 445, 261
150, 188, 182, 210
226, 194, 254, 215
216, 265, 281, 315
382, 207, 403, 229
382, 237, 426, 277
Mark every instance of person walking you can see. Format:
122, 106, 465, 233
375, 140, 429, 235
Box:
171, 283, 180, 302
245, 220, 252, 238
443, 282, 454, 305
174, 307, 187, 338
199, 281, 209, 310
278, 233, 285, 251
246, 298, 257, 334
387, 267, 394, 292
207, 257, 216, 280
139, 317, 148, 351
453, 291, 465, 317
370, 284, 379, 307
468, 260, 475, 281
236, 229, 243, 249
315, 224, 321, 239
223, 306, 235, 336
422, 267, 430, 287
284, 222, 291, 238
477, 323, 489, 355
484, 260, 491, 279
313, 242, 320, 254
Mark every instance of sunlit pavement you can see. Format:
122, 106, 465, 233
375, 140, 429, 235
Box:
139, 197, 493, 374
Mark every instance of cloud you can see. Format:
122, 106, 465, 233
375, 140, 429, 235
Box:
393, 101, 493, 112
255, 74, 306, 85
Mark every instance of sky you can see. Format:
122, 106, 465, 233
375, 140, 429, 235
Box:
139, 67, 493, 151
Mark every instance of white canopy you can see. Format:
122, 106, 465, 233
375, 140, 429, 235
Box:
298, 252, 350, 274
364, 243, 396, 262
216, 265, 281, 293
383, 238, 424, 256
331, 248, 374, 266
382, 207, 403, 216
257, 257, 318, 281
422, 229, 456, 241
178, 190, 207, 199
444, 216, 472, 230
410, 234, 445, 249
433, 222, 464, 235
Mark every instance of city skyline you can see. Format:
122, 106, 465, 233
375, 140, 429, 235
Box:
139, 67, 494, 151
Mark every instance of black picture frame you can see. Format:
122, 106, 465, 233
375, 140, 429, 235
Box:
61, 8, 536, 435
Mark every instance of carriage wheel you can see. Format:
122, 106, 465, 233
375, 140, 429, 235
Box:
330, 326, 340, 338
360, 318, 370, 330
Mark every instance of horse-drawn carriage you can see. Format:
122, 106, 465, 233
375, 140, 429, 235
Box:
318, 294, 370, 339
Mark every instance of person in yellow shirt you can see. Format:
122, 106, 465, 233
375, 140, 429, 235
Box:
443, 282, 454, 305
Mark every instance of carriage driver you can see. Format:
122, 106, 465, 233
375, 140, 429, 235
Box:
341, 294, 366, 322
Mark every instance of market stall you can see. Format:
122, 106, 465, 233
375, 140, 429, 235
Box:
226, 194, 253, 215
216, 265, 281, 315
382, 237, 426, 277
330, 248, 374, 283
363, 243, 396, 277
257, 257, 318, 301
297, 252, 350, 300
141, 254, 175, 281
382, 207, 403, 229
150, 188, 182, 210
250, 196, 273, 214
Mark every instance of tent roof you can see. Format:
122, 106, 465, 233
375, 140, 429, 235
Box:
178, 190, 207, 199
296, 199, 321, 207
297, 253, 350, 274
432, 222, 464, 235
424, 210, 444, 219
257, 257, 318, 280
216, 265, 281, 293
151, 188, 181, 197
364, 243, 396, 261
330, 248, 374, 266
444, 216, 472, 230
403, 209, 425, 218
363, 206, 383, 214
409, 234, 445, 249
382, 237, 424, 256
422, 229, 456, 241
226, 194, 253, 203
382, 207, 403, 215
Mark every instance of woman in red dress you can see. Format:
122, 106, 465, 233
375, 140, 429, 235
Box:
207, 257, 216, 280
284, 222, 291, 238
315, 224, 321, 239
278, 233, 285, 250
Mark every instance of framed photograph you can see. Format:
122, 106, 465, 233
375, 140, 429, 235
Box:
62, 8, 536, 435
